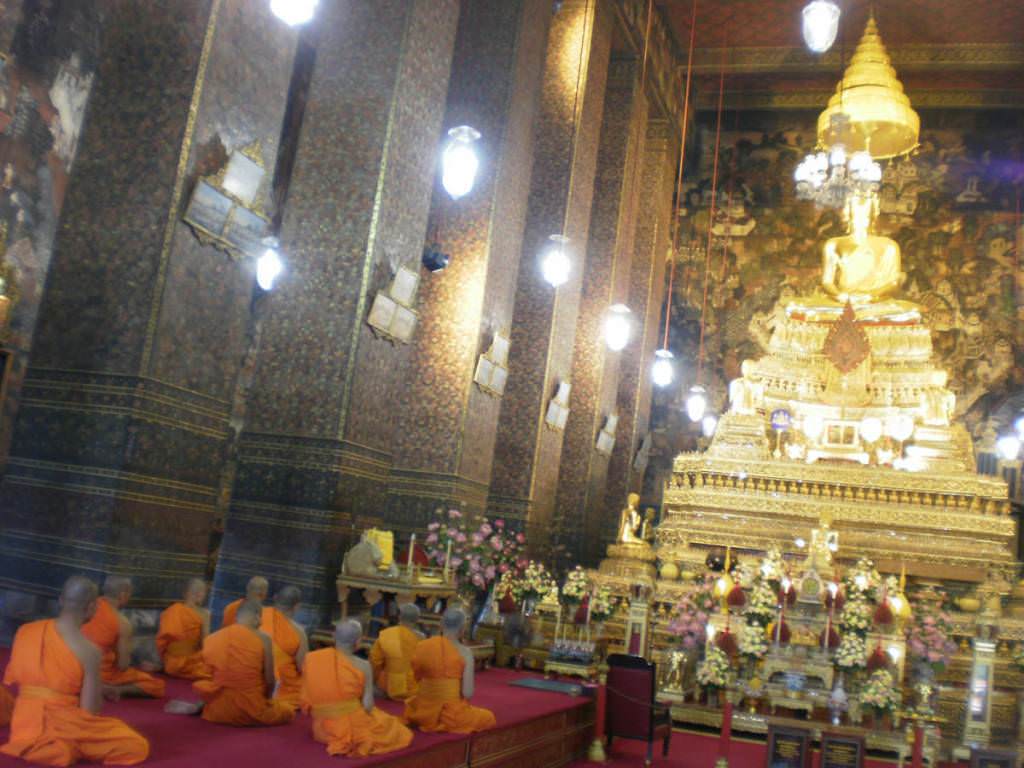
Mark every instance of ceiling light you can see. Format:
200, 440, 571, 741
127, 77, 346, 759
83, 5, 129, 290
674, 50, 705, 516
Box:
701, 413, 718, 438
540, 235, 571, 287
802, 1, 841, 53
270, 0, 318, 26
441, 125, 481, 200
604, 304, 632, 351
997, 434, 1021, 461
652, 349, 675, 388
256, 239, 284, 291
685, 385, 707, 422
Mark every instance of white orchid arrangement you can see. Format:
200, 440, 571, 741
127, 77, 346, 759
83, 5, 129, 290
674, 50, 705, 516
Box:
562, 565, 589, 606
746, 581, 778, 626
839, 594, 872, 636
861, 669, 900, 713
834, 633, 867, 670
518, 560, 552, 602
589, 584, 616, 622
739, 619, 769, 660
697, 645, 733, 690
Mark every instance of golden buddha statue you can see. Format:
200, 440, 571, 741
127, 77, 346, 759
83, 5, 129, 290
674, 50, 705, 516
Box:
821, 191, 902, 303
617, 493, 644, 545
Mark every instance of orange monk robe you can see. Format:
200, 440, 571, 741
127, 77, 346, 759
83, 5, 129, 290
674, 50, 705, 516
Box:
369, 625, 420, 700
193, 624, 294, 727
2, 620, 149, 766
221, 598, 243, 628
0, 684, 13, 727
403, 636, 496, 734
81, 600, 165, 699
156, 603, 212, 680
300, 648, 412, 757
260, 608, 302, 710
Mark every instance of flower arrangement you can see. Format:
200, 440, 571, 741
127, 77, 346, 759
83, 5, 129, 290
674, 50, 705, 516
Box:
425, 509, 526, 590
667, 574, 716, 649
562, 566, 589, 606
905, 597, 957, 673
588, 584, 616, 622
834, 633, 867, 670
518, 561, 553, 603
758, 547, 786, 585
838, 594, 872, 637
738, 619, 769, 660
843, 557, 881, 601
860, 669, 900, 714
697, 645, 733, 691
746, 581, 778, 627
495, 570, 522, 604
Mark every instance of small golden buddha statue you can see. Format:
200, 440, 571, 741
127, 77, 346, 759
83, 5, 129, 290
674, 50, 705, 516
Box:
617, 492, 644, 545
822, 191, 903, 303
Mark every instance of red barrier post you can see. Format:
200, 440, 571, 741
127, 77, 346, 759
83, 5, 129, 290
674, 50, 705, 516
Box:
910, 722, 924, 768
587, 665, 608, 763
716, 694, 733, 767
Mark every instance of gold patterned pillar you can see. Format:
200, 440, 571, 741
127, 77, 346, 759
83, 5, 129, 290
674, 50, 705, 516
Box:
600, 118, 675, 560
387, 0, 552, 528
215, 0, 460, 618
0, 0, 298, 603
488, 0, 614, 535
554, 58, 648, 560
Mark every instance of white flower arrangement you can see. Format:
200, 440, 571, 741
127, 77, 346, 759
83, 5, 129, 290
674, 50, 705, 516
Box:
861, 669, 900, 713
839, 595, 872, 636
519, 560, 552, 602
758, 547, 786, 584
745, 581, 777, 626
739, 619, 769, 660
697, 645, 733, 690
835, 633, 867, 670
844, 557, 881, 600
589, 584, 616, 622
562, 565, 588, 605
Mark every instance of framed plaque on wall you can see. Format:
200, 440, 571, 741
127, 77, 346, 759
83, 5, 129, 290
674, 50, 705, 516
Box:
821, 733, 864, 768
765, 724, 810, 768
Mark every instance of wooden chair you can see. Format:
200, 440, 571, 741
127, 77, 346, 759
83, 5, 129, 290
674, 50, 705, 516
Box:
605, 653, 672, 766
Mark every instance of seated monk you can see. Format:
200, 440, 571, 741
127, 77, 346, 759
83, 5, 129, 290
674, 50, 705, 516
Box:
193, 600, 294, 726
301, 619, 413, 757
81, 576, 165, 699
369, 603, 423, 700
1, 576, 149, 766
260, 586, 308, 710
221, 576, 269, 628
404, 608, 495, 733
156, 578, 212, 680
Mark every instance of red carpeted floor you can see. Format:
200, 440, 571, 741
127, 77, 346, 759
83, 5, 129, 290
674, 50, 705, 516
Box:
568, 730, 970, 768
0, 649, 588, 767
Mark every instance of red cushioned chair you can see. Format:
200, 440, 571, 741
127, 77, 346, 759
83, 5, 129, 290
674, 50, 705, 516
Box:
605, 653, 672, 766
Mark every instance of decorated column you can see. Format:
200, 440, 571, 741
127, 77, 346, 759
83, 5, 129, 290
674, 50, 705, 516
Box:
387, 0, 551, 527
488, 0, 614, 536
214, 0, 460, 619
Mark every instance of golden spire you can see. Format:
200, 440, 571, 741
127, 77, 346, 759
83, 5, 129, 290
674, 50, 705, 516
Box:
817, 13, 919, 159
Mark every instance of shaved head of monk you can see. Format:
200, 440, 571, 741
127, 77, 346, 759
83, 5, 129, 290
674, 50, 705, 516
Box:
236, 599, 263, 629
442, 607, 466, 638
274, 585, 301, 616
184, 578, 208, 605
335, 619, 362, 651
103, 575, 133, 607
246, 576, 269, 602
399, 603, 420, 627
60, 575, 99, 623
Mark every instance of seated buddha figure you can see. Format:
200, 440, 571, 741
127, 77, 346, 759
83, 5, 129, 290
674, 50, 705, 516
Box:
821, 191, 902, 304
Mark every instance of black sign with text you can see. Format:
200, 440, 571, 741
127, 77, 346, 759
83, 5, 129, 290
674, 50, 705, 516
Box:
766, 725, 810, 768
821, 733, 864, 768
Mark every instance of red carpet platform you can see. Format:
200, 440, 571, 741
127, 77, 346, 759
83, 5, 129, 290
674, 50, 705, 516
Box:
568, 729, 970, 768
0, 650, 592, 768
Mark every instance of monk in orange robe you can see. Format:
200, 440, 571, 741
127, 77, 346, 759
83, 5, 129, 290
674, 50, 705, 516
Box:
404, 608, 495, 733
369, 603, 422, 700
2, 575, 149, 766
301, 619, 412, 757
0, 685, 13, 727
221, 576, 268, 628
192, 600, 294, 726
81, 576, 165, 699
156, 578, 212, 680
259, 586, 308, 710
